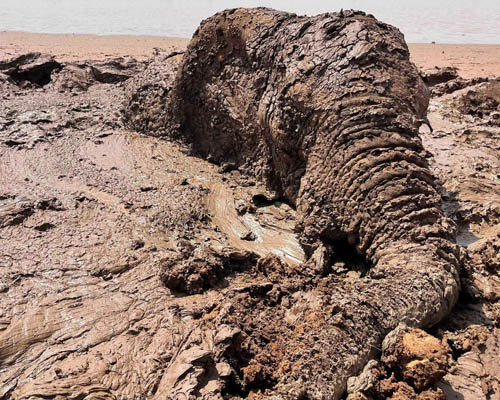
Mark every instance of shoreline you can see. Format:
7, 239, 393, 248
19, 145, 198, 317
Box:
1, 31, 499, 78
0, 31, 190, 62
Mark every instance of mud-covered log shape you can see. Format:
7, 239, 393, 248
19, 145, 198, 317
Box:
167, 8, 460, 398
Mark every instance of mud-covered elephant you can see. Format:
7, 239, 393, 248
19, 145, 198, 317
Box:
139, 8, 460, 399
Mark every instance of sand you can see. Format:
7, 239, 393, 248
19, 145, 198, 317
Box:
409, 43, 500, 79
1, 31, 499, 79
0, 31, 190, 62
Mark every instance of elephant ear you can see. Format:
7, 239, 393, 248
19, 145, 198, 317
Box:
167, 10, 288, 188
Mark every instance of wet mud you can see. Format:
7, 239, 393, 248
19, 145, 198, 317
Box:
1, 9, 499, 400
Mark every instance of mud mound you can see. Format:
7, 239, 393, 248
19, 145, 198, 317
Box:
382, 326, 450, 391
0, 52, 61, 86
421, 66, 459, 87
122, 51, 184, 136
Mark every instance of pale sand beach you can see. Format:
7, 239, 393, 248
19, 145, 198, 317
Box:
409, 43, 500, 79
0, 31, 190, 62
1, 31, 499, 78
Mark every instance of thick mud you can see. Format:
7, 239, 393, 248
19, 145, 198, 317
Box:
0, 13, 499, 400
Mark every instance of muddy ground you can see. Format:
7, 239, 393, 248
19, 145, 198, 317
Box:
0, 49, 499, 399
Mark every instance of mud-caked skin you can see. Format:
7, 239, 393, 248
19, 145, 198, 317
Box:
165, 8, 460, 399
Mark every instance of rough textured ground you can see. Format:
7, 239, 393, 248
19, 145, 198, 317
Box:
1, 11, 500, 400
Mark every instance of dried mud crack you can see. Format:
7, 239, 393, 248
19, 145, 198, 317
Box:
1, 7, 500, 400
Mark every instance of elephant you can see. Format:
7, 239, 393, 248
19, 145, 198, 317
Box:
143, 8, 460, 399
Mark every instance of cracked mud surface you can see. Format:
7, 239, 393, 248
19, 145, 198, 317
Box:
0, 49, 313, 400
1, 9, 500, 400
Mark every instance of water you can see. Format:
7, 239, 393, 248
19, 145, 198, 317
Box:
1, 0, 499, 43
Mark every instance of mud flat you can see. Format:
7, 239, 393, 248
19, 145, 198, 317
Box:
1, 14, 500, 400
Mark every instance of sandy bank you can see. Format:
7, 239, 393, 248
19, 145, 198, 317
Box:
0, 31, 190, 62
409, 43, 500, 79
1, 31, 499, 79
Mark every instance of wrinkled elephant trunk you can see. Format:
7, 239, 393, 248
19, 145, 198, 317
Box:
286, 100, 461, 398
306, 243, 459, 399
373, 243, 459, 328
297, 100, 460, 327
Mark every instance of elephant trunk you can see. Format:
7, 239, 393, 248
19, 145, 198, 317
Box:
297, 98, 460, 327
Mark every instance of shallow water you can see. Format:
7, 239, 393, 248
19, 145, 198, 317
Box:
1, 0, 500, 43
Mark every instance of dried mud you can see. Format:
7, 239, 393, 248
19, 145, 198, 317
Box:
1, 8, 499, 400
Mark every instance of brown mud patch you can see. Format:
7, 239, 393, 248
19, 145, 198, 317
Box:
0, 46, 316, 400
0, 11, 499, 400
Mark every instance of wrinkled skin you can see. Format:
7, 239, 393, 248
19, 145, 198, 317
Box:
162, 8, 460, 398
